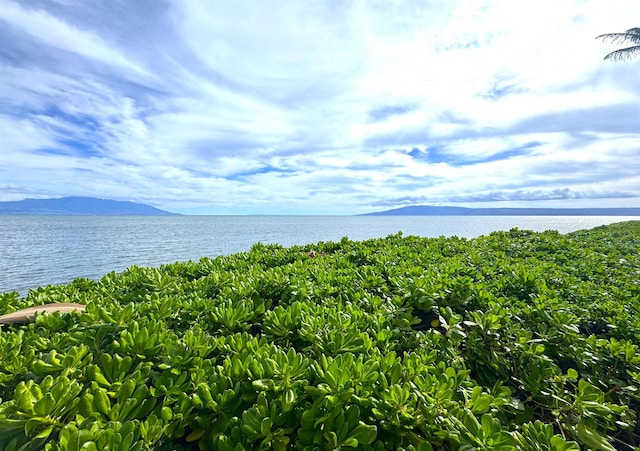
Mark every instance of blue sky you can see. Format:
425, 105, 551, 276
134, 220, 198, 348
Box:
0, 0, 639, 214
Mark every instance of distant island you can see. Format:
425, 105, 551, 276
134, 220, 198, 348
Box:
0, 197, 178, 216
363, 205, 640, 216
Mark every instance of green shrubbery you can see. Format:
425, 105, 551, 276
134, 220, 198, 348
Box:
1, 221, 639, 450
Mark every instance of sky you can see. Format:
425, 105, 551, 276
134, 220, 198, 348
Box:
0, 0, 639, 215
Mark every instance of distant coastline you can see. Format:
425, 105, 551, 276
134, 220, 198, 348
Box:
0, 196, 177, 216
363, 205, 640, 216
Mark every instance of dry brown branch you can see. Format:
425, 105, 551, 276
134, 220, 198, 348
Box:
0, 303, 86, 324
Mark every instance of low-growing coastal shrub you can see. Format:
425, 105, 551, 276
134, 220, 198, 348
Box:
1, 221, 639, 450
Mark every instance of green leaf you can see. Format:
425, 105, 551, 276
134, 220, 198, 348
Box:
186, 429, 205, 443
574, 424, 616, 451
550, 435, 580, 451
326, 431, 338, 449
80, 442, 99, 451
471, 394, 493, 414
282, 388, 295, 412
93, 389, 110, 416
417, 442, 434, 451
481, 414, 500, 437
160, 406, 172, 421
33, 393, 55, 417
117, 379, 136, 405
34, 425, 53, 440
260, 417, 272, 437
341, 437, 358, 447
300, 409, 316, 429
347, 423, 377, 445
344, 405, 360, 428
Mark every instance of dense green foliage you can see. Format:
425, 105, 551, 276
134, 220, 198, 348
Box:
1, 221, 639, 450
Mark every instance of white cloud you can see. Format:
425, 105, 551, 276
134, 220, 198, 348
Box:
0, 0, 150, 77
173, 2, 366, 94
0, 0, 638, 213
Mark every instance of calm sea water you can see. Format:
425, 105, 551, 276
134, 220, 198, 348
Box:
0, 215, 635, 295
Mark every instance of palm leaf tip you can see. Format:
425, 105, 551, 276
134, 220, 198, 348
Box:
603, 45, 640, 61
596, 32, 640, 45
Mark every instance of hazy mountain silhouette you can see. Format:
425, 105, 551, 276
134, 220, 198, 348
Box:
363, 205, 640, 216
0, 197, 178, 215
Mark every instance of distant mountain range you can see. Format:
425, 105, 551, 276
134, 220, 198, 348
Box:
363, 205, 640, 216
0, 197, 178, 216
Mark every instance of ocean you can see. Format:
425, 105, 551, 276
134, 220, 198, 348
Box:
0, 215, 635, 295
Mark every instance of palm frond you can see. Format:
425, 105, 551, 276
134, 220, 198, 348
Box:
603, 45, 640, 61
597, 28, 640, 61
596, 31, 640, 46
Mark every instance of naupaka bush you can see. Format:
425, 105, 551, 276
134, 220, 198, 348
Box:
1, 222, 639, 450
